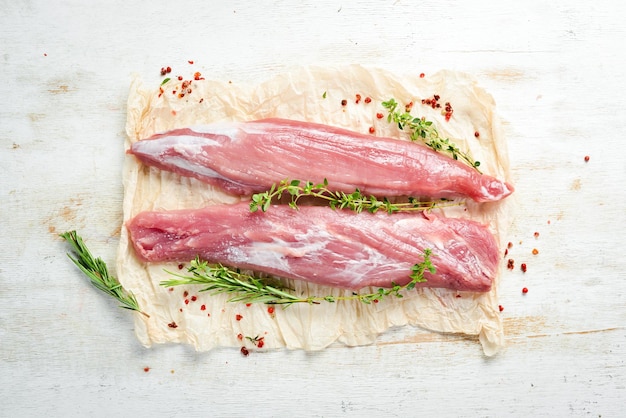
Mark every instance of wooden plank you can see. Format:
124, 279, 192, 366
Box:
1, 0, 624, 416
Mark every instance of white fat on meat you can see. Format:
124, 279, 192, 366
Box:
129, 118, 514, 202
126, 202, 498, 292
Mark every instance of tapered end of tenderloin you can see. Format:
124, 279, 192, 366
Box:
475, 178, 514, 202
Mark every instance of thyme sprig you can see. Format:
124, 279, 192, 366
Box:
250, 178, 456, 214
60, 231, 149, 317
381, 98, 481, 172
161, 249, 435, 306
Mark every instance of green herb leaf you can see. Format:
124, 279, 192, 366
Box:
249, 178, 461, 214
381, 98, 481, 172
161, 250, 435, 306
60, 231, 149, 317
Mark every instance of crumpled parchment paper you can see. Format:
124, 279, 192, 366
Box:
117, 65, 513, 356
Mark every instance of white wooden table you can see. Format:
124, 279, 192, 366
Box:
2, 1, 625, 416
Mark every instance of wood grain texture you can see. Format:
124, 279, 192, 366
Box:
1, 0, 625, 416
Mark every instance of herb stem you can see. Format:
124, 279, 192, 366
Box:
250, 178, 460, 214
381, 98, 481, 172
60, 231, 149, 317
161, 250, 435, 306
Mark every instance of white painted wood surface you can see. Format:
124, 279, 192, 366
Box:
2, 1, 625, 416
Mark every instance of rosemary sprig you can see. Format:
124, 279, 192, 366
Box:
163, 261, 302, 304
161, 249, 435, 306
250, 178, 455, 214
60, 231, 149, 317
381, 98, 481, 172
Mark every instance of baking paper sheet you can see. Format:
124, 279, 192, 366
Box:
117, 65, 513, 355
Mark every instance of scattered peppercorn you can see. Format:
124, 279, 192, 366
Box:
421, 95, 441, 110
168, 322, 178, 328
508, 242, 513, 249
507, 259, 515, 270
143, 367, 150, 372
498, 305, 504, 312
521, 263, 527, 273
247, 335, 265, 347
188, 60, 194, 64
178, 263, 184, 270
200, 304, 206, 311
444, 102, 453, 121
341, 99, 347, 106
235, 314, 243, 321
369, 126, 375, 134
584, 155, 590, 162
534, 232, 540, 238
177, 75, 183, 81
237, 333, 243, 340
532, 248, 539, 255
522, 287, 528, 294
376, 112, 384, 119
183, 291, 188, 297
355, 94, 362, 104
474, 131, 480, 138
419, 73, 425, 78
184, 299, 189, 305
364, 97, 372, 103
191, 295, 197, 302
240, 347, 249, 356
267, 306, 275, 315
